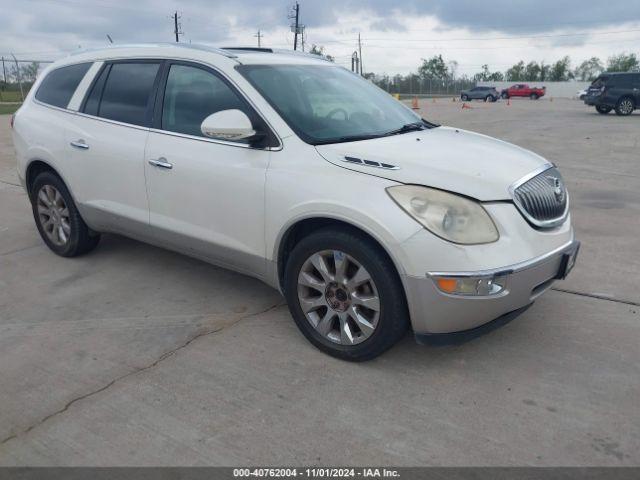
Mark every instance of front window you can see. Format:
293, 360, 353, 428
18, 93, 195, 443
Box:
162, 64, 250, 139
237, 64, 426, 145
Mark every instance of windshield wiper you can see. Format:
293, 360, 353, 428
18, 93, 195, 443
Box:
383, 121, 426, 137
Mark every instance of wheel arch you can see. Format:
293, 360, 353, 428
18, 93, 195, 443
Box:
274, 215, 408, 294
25, 159, 61, 200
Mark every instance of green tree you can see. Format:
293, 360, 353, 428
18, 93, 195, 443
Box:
505, 61, 525, 81
474, 64, 504, 82
418, 55, 449, 79
21, 62, 40, 82
606, 53, 639, 72
549, 56, 574, 81
524, 61, 541, 81
574, 57, 603, 81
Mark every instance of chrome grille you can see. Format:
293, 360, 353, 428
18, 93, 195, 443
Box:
511, 166, 569, 228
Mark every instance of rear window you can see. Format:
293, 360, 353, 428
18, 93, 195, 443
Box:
91, 62, 160, 126
35, 63, 92, 108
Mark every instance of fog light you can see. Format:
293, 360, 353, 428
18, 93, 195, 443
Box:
433, 274, 506, 296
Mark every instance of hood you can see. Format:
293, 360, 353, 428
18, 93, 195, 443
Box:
314, 126, 551, 201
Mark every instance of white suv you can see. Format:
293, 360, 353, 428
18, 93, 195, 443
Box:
12, 44, 579, 360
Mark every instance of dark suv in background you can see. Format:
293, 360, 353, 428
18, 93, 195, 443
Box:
584, 72, 640, 116
460, 86, 500, 102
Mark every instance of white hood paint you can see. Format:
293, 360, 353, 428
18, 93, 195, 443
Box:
315, 126, 551, 201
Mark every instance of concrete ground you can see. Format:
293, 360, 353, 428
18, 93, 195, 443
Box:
0, 98, 638, 466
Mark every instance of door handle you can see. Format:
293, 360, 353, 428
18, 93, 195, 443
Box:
148, 157, 173, 169
70, 140, 89, 150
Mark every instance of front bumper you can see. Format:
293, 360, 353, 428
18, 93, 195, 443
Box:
403, 240, 579, 338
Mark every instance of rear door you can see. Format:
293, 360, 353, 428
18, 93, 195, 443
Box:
66, 60, 162, 235
143, 61, 275, 276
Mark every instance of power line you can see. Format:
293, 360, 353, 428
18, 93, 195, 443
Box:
328, 27, 640, 44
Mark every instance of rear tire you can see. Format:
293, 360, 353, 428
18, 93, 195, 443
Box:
31, 172, 100, 257
461, 94, 469, 101
284, 227, 409, 361
484, 95, 491, 102
530, 93, 539, 100
501, 92, 509, 99
596, 105, 612, 114
615, 97, 635, 116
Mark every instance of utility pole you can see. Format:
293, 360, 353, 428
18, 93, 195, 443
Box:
254, 30, 263, 48
289, 2, 300, 50
106, 34, 113, 44
1, 57, 6, 84
173, 12, 183, 43
358, 33, 364, 76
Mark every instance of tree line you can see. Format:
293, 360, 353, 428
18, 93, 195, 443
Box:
364, 52, 639, 93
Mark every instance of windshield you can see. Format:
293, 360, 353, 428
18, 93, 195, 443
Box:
591, 76, 608, 87
237, 64, 429, 145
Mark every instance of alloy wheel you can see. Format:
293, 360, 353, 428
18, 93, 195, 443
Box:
619, 99, 634, 115
297, 250, 380, 345
36, 185, 71, 246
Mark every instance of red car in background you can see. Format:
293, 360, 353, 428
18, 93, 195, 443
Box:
501, 84, 546, 100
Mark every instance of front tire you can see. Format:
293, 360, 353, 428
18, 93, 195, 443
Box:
461, 94, 469, 101
596, 105, 612, 114
31, 172, 100, 257
615, 97, 635, 116
284, 227, 409, 361
530, 93, 539, 100
501, 92, 509, 99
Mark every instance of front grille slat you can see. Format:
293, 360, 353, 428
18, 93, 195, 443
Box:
512, 167, 568, 228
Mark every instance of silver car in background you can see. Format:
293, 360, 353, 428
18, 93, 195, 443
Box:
460, 86, 500, 102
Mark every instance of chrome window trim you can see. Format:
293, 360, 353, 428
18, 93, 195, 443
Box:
508, 163, 570, 229
147, 127, 282, 151
427, 238, 576, 278
72, 109, 152, 132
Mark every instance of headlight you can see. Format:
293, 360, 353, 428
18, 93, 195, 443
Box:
386, 185, 499, 244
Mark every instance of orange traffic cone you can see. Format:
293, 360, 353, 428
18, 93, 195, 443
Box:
411, 97, 419, 110
461, 102, 472, 110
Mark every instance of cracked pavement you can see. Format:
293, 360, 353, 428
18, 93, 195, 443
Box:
0, 100, 639, 465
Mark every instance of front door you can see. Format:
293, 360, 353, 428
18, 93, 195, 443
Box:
144, 62, 273, 277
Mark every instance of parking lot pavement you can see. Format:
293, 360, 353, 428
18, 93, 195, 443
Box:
0, 99, 638, 466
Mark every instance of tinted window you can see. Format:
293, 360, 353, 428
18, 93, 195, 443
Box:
98, 62, 160, 126
161, 64, 248, 138
35, 63, 91, 108
83, 65, 110, 116
612, 75, 633, 87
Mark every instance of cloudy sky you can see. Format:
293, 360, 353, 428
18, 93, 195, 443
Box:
3, 0, 640, 76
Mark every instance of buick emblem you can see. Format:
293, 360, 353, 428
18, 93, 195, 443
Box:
547, 176, 565, 202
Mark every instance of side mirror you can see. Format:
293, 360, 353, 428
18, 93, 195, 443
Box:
200, 109, 258, 141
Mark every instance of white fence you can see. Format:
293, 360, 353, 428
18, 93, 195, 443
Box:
477, 81, 591, 98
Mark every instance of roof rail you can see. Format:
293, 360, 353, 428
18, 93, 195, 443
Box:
68, 43, 238, 59
221, 47, 330, 62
